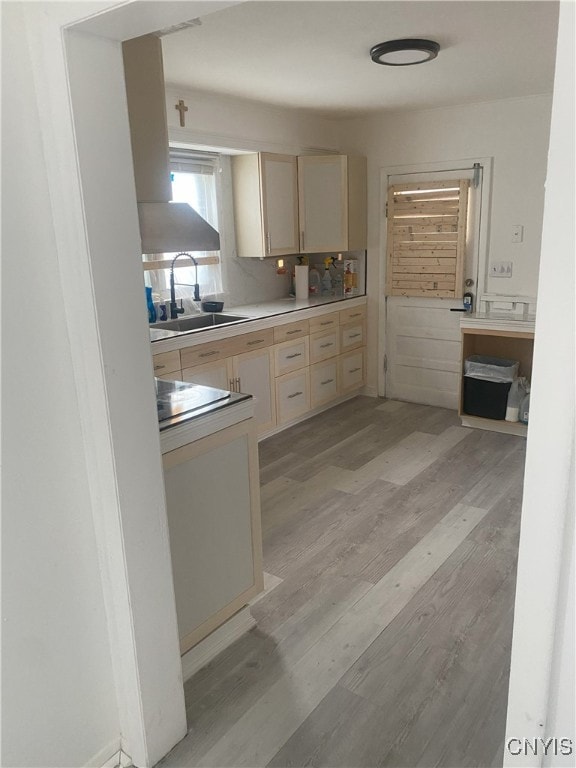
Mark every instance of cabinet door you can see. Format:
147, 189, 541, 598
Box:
339, 349, 365, 392
232, 348, 276, 434
275, 369, 310, 425
163, 421, 263, 654
181, 359, 233, 391
260, 153, 299, 256
310, 359, 339, 408
298, 155, 348, 252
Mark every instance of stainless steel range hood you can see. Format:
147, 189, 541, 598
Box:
123, 35, 220, 254
137, 202, 220, 254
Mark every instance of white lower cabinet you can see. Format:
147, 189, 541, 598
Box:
232, 348, 276, 434
275, 368, 310, 425
310, 359, 339, 408
162, 419, 263, 654
181, 359, 233, 390
340, 348, 365, 392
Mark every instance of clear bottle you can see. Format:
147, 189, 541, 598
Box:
519, 393, 530, 424
321, 257, 333, 296
308, 266, 321, 296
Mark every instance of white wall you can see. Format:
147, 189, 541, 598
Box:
505, 2, 575, 762
337, 95, 553, 391
1, 5, 120, 766
165, 85, 342, 307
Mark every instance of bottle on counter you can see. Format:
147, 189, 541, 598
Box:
308, 266, 321, 296
145, 286, 156, 323
343, 258, 358, 296
321, 257, 333, 296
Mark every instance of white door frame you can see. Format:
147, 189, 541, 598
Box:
378, 157, 493, 397
21, 3, 235, 766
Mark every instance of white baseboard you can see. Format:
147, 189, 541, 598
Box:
258, 391, 360, 441
100, 748, 132, 768
181, 606, 256, 682
85, 739, 131, 768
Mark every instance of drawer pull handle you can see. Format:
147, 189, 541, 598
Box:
288, 391, 303, 399
320, 320, 332, 326
286, 329, 302, 335
286, 352, 302, 359
320, 378, 334, 385
200, 350, 218, 358
349, 312, 362, 318
154, 364, 166, 370
320, 342, 333, 349
349, 333, 362, 339
349, 367, 361, 373
247, 339, 265, 346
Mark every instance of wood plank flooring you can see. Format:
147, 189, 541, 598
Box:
159, 397, 525, 768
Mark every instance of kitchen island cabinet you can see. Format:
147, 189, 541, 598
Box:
161, 408, 263, 655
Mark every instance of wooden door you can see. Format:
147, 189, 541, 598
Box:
384, 167, 483, 407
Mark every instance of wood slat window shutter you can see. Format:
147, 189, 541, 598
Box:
385, 179, 469, 298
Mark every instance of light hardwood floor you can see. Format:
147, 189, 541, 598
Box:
160, 397, 525, 768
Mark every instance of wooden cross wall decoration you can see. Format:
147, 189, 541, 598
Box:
175, 99, 188, 127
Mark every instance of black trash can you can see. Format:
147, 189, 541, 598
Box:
463, 355, 519, 420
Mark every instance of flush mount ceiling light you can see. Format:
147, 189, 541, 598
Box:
370, 38, 440, 66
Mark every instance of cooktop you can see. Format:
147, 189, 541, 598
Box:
156, 378, 249, 430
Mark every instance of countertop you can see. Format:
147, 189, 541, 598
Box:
150, 293, 367, 352
460, 312, 536, 334
156, 378, 251, 432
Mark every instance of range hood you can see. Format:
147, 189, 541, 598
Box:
122, 35, 220, 254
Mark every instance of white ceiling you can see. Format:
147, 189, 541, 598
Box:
160, 0, 559, 118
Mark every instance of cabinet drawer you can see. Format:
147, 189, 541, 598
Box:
274, 337, 309, 377
156, 371, 183, 382
308, 312, 339, 334
226, 328, 274, 356
180, 340, 228, 369
309, 329, 339, 363
339, 349, 365, 392
152, 350, 181, 376
339, 304, 366, 325
310, 360, 339, 408
340, 322, 365, 351
275, 369, 310, 425
273, 319, 310, 344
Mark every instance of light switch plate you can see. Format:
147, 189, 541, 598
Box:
490, 261, 513, 277
511, 225, 524, 243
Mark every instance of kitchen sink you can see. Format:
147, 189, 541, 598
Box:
151, 313, 248, 333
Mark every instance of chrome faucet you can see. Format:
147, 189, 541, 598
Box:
169, 252, 200, 319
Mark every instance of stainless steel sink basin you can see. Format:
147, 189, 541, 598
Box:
151, 313, 248, 333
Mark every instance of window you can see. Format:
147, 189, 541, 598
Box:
144, 150, 223, 307
385, 179, 469, 298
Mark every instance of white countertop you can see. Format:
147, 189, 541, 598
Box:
150, 294, 367, 353
460, 312, 536, 334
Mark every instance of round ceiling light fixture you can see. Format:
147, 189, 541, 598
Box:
370, 38, 440, 66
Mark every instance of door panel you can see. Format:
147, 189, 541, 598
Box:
384, 166, 482, 407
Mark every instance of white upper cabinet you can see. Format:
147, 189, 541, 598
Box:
232, 152, 299, 258
297, 155, 367, 253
